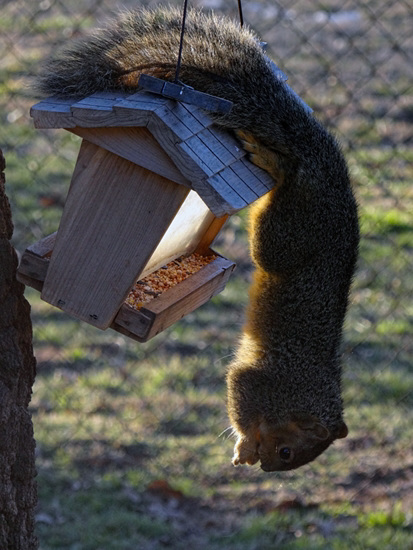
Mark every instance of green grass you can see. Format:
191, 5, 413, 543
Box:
28, 264, 412, 549
212, 505, 413, 550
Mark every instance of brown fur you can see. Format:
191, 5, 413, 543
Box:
35, 7, 359, 471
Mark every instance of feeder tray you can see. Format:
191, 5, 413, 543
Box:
17, 90, 275, 341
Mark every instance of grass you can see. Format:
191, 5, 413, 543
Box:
1, 0, 412, 548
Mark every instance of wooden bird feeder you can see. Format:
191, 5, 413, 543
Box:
17, 90, 274, 341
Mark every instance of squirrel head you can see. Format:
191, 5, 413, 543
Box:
257, 413, 348, 471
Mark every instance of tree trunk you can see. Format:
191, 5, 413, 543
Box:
0, 149, 38, 549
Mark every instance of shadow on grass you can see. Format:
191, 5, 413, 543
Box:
35, 456, 413, 550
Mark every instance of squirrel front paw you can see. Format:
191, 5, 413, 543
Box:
232, 434, 260, 466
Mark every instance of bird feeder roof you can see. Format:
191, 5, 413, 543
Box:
30, 90, 275, 217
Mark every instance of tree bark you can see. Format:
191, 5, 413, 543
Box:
0, 149, 38, 549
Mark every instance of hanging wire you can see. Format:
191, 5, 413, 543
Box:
238, 0, 244, 27
174, 0, 189, 83
175, 0, 245, 83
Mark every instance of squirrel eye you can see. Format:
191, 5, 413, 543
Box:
279, 447, 292, 461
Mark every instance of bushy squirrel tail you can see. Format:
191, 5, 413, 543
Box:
35, 7, 266, 97
34, 6, 317, 158
35, 8, 248, 94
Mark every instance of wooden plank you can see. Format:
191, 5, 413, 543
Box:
30, 93, 159, 129
16, 271, 44, 292
69, 126, 191, 187
229, 158, 271, 196
113, 253, 235, 341
190, 178, 233, 217
72, 97, 117, 111
195, 214, 228, 255
17, 251, 49, 286
112, 102, 160, 127
70, 101, 131, 128
89, 91, 132, 100
30, 99, 150, 129
31, 97, 75, 107
180, 102, 215, 129
176, 141, 216, 181
236, 157, 275, 192
150, 104, 196, 142
139, 190, 216, 279
141, 255, 235, 340
16, 233, 56, 286
116, 91, 192, 138
114, 91, 168, 110
18, 205, 226, 287
70, 93, 158, 128
206, 126, 245, 160
181, 134, 225, 176
217, 165, 260, 204
16, 235, 235, 343
195, 128, 242, 166
200, 173, 248, 214
138, 74, 233, 114
111, 305, 156, 341
148, 121, 208, 184
85, 90, 166, 127
31, 112, 76, 129
30, 100, 75, 129
41, 140, 189, 329
26, 232, 56, 257
121, 90, 168, 101
147, 254, 234, 315
167, 101, 206, 135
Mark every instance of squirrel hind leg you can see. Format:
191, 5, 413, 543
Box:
236, 130, 285, 183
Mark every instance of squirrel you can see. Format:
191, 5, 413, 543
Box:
34, 6, 360, 471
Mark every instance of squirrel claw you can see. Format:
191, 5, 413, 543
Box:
232, 456, 241, 467
236, 130, 260, 153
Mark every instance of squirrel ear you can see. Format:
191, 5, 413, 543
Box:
311, 422, 330, 440
295, 415, 330, 440
336, 421, 348, 439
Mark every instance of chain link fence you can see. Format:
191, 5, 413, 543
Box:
1, 0, 412, 548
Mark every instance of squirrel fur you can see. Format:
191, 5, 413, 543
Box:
35, 6, 360, 471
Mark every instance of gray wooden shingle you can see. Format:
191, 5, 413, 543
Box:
30, 90, 276, 214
